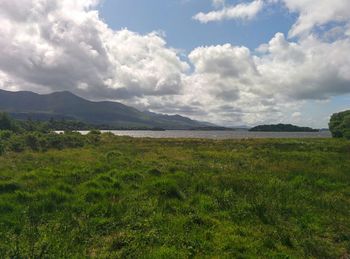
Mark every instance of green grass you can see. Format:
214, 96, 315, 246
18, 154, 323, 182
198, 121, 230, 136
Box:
0, 135, 349, 258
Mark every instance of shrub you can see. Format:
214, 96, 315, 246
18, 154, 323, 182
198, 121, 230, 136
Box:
9, 135, 25, 152
38, 137, 48, 151
24, 133, 40, 151
88, 130, 101, 135
0, 130, 13, 140
44, 132, 85, 150
62, 132, 85, 148
46, 133, 65, 149
86, 130, 101, 145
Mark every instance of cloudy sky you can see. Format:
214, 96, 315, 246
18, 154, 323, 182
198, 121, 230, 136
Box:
0, 0, 350, 127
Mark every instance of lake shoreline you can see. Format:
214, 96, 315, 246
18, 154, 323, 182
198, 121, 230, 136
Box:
56, 130, 332, 139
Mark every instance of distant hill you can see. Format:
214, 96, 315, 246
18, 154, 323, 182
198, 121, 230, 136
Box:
249, 124, 318, 132
0, 89, 213, 130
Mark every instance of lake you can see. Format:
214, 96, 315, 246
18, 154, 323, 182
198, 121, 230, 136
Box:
76, 130, 332, 139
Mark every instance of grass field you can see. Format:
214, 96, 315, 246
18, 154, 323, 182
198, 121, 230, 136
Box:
0, 135, 349, 258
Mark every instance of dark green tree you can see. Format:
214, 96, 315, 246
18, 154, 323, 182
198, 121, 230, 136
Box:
0, 112, 14, 131
329, 110, 350, 139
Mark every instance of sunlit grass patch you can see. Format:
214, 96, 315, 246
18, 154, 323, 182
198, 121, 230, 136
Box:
0, 137, 349, 257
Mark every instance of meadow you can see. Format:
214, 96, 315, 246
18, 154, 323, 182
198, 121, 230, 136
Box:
0, 134, 349, 258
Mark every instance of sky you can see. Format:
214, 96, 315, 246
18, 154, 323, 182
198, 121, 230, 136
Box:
0, 0, 349, 128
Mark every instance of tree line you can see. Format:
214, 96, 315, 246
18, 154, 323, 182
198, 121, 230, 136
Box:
0, 113, 101, 155
1, 109, 349, 155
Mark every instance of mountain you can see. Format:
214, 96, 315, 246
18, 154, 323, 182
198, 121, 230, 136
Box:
0, 89, 213, 129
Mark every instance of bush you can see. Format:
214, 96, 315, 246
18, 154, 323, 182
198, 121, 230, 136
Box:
329, 110, 350, 139
46, 133, 65, 149
88, 130, 101, 135
25, 133, 40, 151
44, 132, 85, 150
9, 135, 25, 152
86, 130, 101, 145
0, 130, 13, 140
61, 132, 85, 148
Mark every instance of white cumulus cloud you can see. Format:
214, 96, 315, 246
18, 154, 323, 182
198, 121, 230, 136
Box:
171, 32, 350, 126
193, 0, 264, 23
0, 0, 189, 100
282, 0, 350, 37
1, 0, 350, 127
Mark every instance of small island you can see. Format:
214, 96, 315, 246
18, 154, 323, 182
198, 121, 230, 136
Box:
249, 123, 319, 132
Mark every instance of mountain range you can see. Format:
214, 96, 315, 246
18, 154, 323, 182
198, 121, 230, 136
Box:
0, 89, 215, 129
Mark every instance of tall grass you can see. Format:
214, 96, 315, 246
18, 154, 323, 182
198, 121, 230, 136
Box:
0, 135, 349, 257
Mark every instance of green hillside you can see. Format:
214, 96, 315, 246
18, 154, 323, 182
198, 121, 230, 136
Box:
0, 89, 210, 129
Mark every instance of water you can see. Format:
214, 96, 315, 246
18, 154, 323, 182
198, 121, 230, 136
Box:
75, 130, 332, 139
